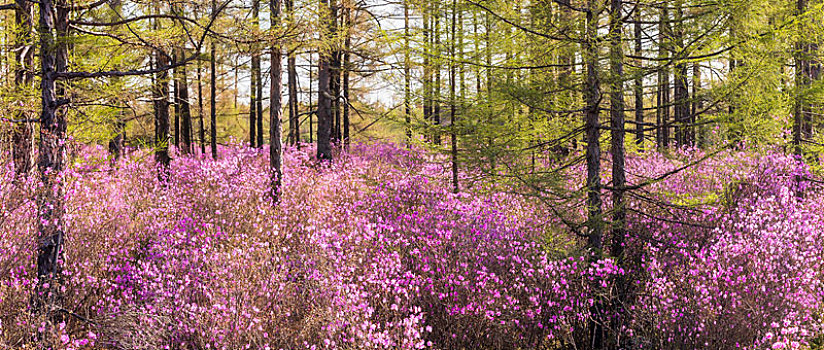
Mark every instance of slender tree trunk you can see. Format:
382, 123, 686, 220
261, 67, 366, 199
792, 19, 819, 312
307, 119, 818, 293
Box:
197, 57, 206, 156
450, 0, 459, 193
633, 5, 644, 148
309, 51, 314, 144
287, 0, 298, 146
270, 0, 284, 203
793, 0, 807, 155
155, 51, 172, 176
174, 55, 180, 149
433, 3, 441, 144
673, 3, 689, 147
288, 51, 299, 145
250, 0, 259, 148
404, 0, 412, 143
316, 0, 333, 160
33, 0, 69, 331
657, 6, 670, 149
609, 0, 627, 347
583, 2, 604, 348
342, 4, 351, 149
175, 47, 193, 154
256, 51, 263, 148
423, 2, 431, 133
330, 0, 340, 144
12, 0, 35, 178
210, 0, 218, 159
584, 2, 602, 251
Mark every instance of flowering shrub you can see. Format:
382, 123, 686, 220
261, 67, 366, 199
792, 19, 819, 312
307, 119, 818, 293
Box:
0, 143, 823, 349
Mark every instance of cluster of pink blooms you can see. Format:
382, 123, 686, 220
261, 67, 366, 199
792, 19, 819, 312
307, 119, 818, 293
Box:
1, 142, 823, 349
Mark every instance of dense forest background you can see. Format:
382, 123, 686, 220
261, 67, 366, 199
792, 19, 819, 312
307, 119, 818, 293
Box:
2, 0, 824, 349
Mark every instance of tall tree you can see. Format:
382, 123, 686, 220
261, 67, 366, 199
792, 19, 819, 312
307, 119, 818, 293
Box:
657, 5, 670, 149
174, 46, 193, 154
633, 5, 644, 147
210, 0, 218, 158
404, 0, 412, 143
316, 0, 333, 160
270, 0, 284, 202
608, 0, 628, 346
33, 0, 70, 334
250, 0, 260, 148
287, 0, 298, 146
342, 3, 351, 148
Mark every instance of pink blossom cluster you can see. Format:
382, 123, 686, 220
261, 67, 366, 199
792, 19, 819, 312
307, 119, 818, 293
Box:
0, 143, 822, 349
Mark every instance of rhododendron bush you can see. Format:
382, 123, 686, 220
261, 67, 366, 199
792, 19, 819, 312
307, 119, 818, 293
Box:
1, 143, 823, 349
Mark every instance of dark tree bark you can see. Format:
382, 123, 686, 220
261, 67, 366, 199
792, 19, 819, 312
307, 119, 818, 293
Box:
342, 5, 351, 149
288, 50, 299, 145
422, 2, 431, 133
450, 0, 458, 193
583, 1, 602, 251
174, 55, 180, 148
287, 0, 298, 146
197, 56, 206, 156
249, 0, 259, 148
583, 1, 603, 348
657, 6, 670, 149
210, 0, 218, 159
12, 0, 35, 178
673, 4, 689, 147
108, 0, 126, 161
256, 50, 263, 148
608, 0, 628, 347
270, 0, 284, 203
633, 5, 644, 148
33, 0, 70, 330
330, 0, 341, 144
155, 50, 172, 177
404, 0, 412, 143
175, 47, 193, 154
316, 0, 333, 160
309, 51, 314, 144
433, 3, 441, 145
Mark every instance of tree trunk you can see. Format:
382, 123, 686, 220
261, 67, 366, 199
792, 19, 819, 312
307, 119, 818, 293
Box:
316, 0, 333, 160
423, 2, 431, 134
210, 0, 218, 159
657, 6, 670, 149
250, 0, 259, 148
197, 56, 206, 156
330, 0, 340, 144
155, 50, 172, 177
693, 62, 702, 147
433, 3, 441, 145
673, 3, 689, 147
175, 47, 193, 154
404, 0, 412, 143
287, 0, 298, 146
450, 0, 458, 193
270, 0, 284, 203
633, 5, 644, 148
583, 2, 604, 349
608, 0, 627, 347
256, 46, 264, 148
33, 0, 69, 332
342, 5, 351, 149
12, 0, 35, 178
